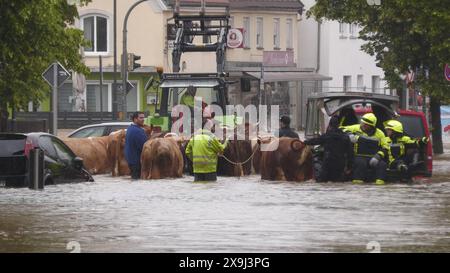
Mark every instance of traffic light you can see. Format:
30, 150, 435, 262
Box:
128, 53, 141, 71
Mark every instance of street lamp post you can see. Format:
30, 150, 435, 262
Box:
121, 0, 150, 120
113, 0, 117, 120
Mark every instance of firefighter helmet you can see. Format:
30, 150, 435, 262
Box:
384, 120, 403, 134
361, 113, 377, 127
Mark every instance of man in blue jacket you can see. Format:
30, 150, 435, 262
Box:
125, 112, 148, 179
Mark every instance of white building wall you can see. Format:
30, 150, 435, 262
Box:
298, 0, 388, 93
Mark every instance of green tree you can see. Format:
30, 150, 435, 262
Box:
0, 0, 91, 131
308, 0, 450, 154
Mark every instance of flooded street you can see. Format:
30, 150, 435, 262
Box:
1, 171, 450, 253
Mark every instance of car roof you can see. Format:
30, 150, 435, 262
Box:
76, 122, 131, 128
355, 108, 425, 117
308, 92, 399, 102
67, 122, 131, 137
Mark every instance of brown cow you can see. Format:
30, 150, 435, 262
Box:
140, 136, 184, 179
251, 135, 274, 174
63, 136, 112, 175
108, 129, 130, 177
260, 137, 313, 182
217, 139, 253, 176
192, 125, 253, 177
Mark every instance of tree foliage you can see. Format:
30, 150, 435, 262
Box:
307, 0, 450, 153
0, 0, 91, 111
307, 0, 450, 99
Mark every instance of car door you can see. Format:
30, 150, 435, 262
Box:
50, 137, 86, 183
38, 135, 65, 184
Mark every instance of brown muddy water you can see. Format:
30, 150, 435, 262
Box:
1, 167, 450, 253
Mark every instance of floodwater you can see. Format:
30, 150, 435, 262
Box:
1, 167, 450, 253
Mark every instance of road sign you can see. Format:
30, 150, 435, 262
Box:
42, 62, 71, 88
42, 62, 70, 136
445, 64, 450, 82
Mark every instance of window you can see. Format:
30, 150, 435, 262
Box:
349, 23, 357, 38
86, 84, 109, 112
256, 17, 264, 49
39, 136, 58, 159
357, 75, 364, 91
70, 126, 107, 138
273, 18, 280, 49
52, 138, 75, 162
398, 116, 425, 138
82, 15, 109, 53
229, 16, 234, 28
372, 76, 381, 93
243, 17, 251, 48
343, 76, 352, 92
286, 18, 293, 49
339, 22, 347, 38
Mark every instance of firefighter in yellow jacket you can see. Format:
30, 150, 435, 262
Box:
384, 120, 429, 175
185, 108, 228, 182
341, 113, 389, 185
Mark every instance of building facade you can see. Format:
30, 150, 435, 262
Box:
224, 0, 330, 130
37, 0, 168, 116
298, 0, 390, 94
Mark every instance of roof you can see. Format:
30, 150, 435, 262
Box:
229, 0, 304, 13
164, 0, 304, 13
164, 0, 230, 8
246, 71, 332, 82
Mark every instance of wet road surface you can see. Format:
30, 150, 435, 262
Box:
1, 173, 449, 252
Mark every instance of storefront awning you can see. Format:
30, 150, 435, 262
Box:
245, 71, 332, 82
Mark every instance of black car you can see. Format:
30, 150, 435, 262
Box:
0, 133, 94, 188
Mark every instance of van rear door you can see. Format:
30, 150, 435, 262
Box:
398, 114, 432, 176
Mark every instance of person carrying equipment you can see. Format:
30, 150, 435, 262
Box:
384, 119, 429, 176
341, 113, 389, 185
180, 85, 196, 108
304, 115, 353, 182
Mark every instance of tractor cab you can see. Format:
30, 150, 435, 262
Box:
146, 0, 231, 135
305, 92, 431, 181
147, 73, 228, 133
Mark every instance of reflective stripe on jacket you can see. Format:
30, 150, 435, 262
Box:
185, 129, 228, 174
341, 124, 389, 158
386, 135, 419, 163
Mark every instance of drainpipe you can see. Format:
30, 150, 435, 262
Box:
316, 21, 321, 73
315, 21, 321, 93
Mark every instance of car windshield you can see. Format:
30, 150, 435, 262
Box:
166, 87, 220, 113
70, 126, 105, 138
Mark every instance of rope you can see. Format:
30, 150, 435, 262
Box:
219, 142, 260, 166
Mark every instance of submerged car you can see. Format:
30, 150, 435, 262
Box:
0, 133, 94, 188
305, 92, 432, 181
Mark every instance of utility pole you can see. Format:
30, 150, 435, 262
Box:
121, 0, 150, 120
113, 0, 118, 120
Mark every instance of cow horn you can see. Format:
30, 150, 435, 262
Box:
291, 140, 305, 151
164, 132, 178, 138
